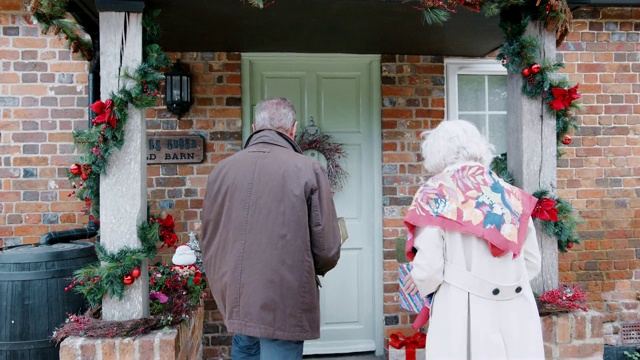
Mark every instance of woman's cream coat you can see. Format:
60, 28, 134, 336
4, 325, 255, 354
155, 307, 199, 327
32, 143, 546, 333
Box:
411, 219, 545, 360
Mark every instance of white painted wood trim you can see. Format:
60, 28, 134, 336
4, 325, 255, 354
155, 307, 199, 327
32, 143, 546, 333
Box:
444, 58, 506, 122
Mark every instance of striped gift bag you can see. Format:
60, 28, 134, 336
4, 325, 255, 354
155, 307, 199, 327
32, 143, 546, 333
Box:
398, 263, 432, 314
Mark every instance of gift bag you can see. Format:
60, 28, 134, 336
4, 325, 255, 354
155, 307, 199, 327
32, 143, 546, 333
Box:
398, 263, 432, 314
388, 332, 426, 360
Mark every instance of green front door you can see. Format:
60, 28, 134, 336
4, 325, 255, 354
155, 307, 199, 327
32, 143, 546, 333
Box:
242, 54, 383, 355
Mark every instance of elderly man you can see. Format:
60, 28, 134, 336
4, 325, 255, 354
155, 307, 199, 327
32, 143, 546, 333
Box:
201, 98, 341, 359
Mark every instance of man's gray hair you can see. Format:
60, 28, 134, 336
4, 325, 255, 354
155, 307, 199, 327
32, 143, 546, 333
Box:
254, 98, 297, 133
420, 119, 495, 174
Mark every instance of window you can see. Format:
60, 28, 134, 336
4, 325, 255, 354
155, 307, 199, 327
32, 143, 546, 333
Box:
445, 59, 508, 154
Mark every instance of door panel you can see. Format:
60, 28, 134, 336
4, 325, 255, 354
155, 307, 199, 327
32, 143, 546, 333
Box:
242, 54, 381, 355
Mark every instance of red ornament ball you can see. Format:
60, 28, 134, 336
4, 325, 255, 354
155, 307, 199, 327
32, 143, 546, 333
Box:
530, 63, 541, 74
123, 275, 134, 286
130, 268, 141, 279
562, 134, 572, 145
81, 173, 89, 181
521, 68, 531, 77
70, 164, 81, 175
567, 242, 574, 250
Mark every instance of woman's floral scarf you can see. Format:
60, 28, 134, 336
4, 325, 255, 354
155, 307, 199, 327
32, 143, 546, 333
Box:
404, 164, 537, 261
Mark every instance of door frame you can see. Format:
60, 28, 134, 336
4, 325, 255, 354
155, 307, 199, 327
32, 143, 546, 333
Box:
241, 53, 384, 356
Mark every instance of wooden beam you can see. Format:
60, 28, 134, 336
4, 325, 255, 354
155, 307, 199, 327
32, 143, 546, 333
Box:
507, 21, 559, 294
99, 11, 149, 321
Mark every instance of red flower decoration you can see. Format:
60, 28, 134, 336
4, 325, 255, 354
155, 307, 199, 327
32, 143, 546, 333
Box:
532, 197, 559, 221
90, 99, 117, 128
158, 214, 178, 248
548, 84, 581, 111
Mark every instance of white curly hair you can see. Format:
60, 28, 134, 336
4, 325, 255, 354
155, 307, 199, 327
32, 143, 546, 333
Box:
420, 119, 495, 174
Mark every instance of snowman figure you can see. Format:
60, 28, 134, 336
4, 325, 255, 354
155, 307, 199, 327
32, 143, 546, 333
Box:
172, 244, 197, 266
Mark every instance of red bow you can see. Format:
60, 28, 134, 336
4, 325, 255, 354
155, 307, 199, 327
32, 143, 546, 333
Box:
532, 197, 559, 222
90, 99, 117, 128
548, 83, 581, 111
389, 332, 426, 360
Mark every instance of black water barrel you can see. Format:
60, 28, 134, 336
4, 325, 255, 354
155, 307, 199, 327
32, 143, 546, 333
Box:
0, 242, 97, 360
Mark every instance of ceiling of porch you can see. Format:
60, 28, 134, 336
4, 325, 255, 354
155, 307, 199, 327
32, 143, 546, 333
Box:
70, 0, 638, 57
71, 0, 506, 57
146, 0, 505, 57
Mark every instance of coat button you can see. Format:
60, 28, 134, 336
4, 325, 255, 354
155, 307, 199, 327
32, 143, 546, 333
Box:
516, 286, 522, 293
492, 288, 500, 295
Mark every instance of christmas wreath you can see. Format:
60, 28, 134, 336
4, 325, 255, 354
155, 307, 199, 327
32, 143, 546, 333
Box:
296, 131, 349, 193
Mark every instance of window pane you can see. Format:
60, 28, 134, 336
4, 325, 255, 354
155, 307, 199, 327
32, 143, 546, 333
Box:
458, 114, 486, 135
488, 114, 508, 154
458, 75, 485, 112
487, 75, 507, 112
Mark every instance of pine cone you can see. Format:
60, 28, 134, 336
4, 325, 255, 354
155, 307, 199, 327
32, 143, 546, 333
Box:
81, 164, 92, 175
419, 0, 443, 8
28, 0, 41, 15
53, 24, 61, 35
545, 15, 559, 31
447, 0, 460, 8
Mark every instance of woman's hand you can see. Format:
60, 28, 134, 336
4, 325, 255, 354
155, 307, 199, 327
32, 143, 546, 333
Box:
403, 272, 419, 296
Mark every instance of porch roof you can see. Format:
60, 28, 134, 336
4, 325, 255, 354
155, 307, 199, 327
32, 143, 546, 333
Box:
72, 0, 640, 57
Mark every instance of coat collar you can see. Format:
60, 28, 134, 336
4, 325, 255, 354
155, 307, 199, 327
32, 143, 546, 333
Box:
244, 129, 303, 155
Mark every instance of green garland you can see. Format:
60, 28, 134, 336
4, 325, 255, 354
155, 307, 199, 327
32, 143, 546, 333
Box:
67, 212, 173, 306
67, 10, 169, 221
532, 189, 581, 252
28, 0, 93, 60
490, 155, 582, 252
32, 5, 172, 305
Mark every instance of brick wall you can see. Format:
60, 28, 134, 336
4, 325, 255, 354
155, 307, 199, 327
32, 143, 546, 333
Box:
379, 55, 444, 335
556, 7, 640, 346
542, 311, 604, 359
0, 8, 89, 247
145, 52, 242, 359
59, 305, 204, 359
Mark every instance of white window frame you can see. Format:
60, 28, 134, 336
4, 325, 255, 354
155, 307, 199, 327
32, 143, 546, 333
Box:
445, 58, 508, 153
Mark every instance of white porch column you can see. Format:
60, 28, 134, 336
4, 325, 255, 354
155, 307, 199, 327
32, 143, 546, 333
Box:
99, 12, 149, 321
507, 21, 558, 294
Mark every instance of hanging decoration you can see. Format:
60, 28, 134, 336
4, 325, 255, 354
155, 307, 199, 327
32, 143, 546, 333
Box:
295, 122, 349, 194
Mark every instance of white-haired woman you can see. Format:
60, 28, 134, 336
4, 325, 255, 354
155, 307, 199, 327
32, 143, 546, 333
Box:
403, 120, 545, 359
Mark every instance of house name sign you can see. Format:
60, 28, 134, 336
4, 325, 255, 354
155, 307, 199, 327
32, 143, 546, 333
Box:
146, 134, 205, 164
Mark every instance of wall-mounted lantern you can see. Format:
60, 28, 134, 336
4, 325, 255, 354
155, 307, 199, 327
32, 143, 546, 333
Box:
164, 60, 192, 119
